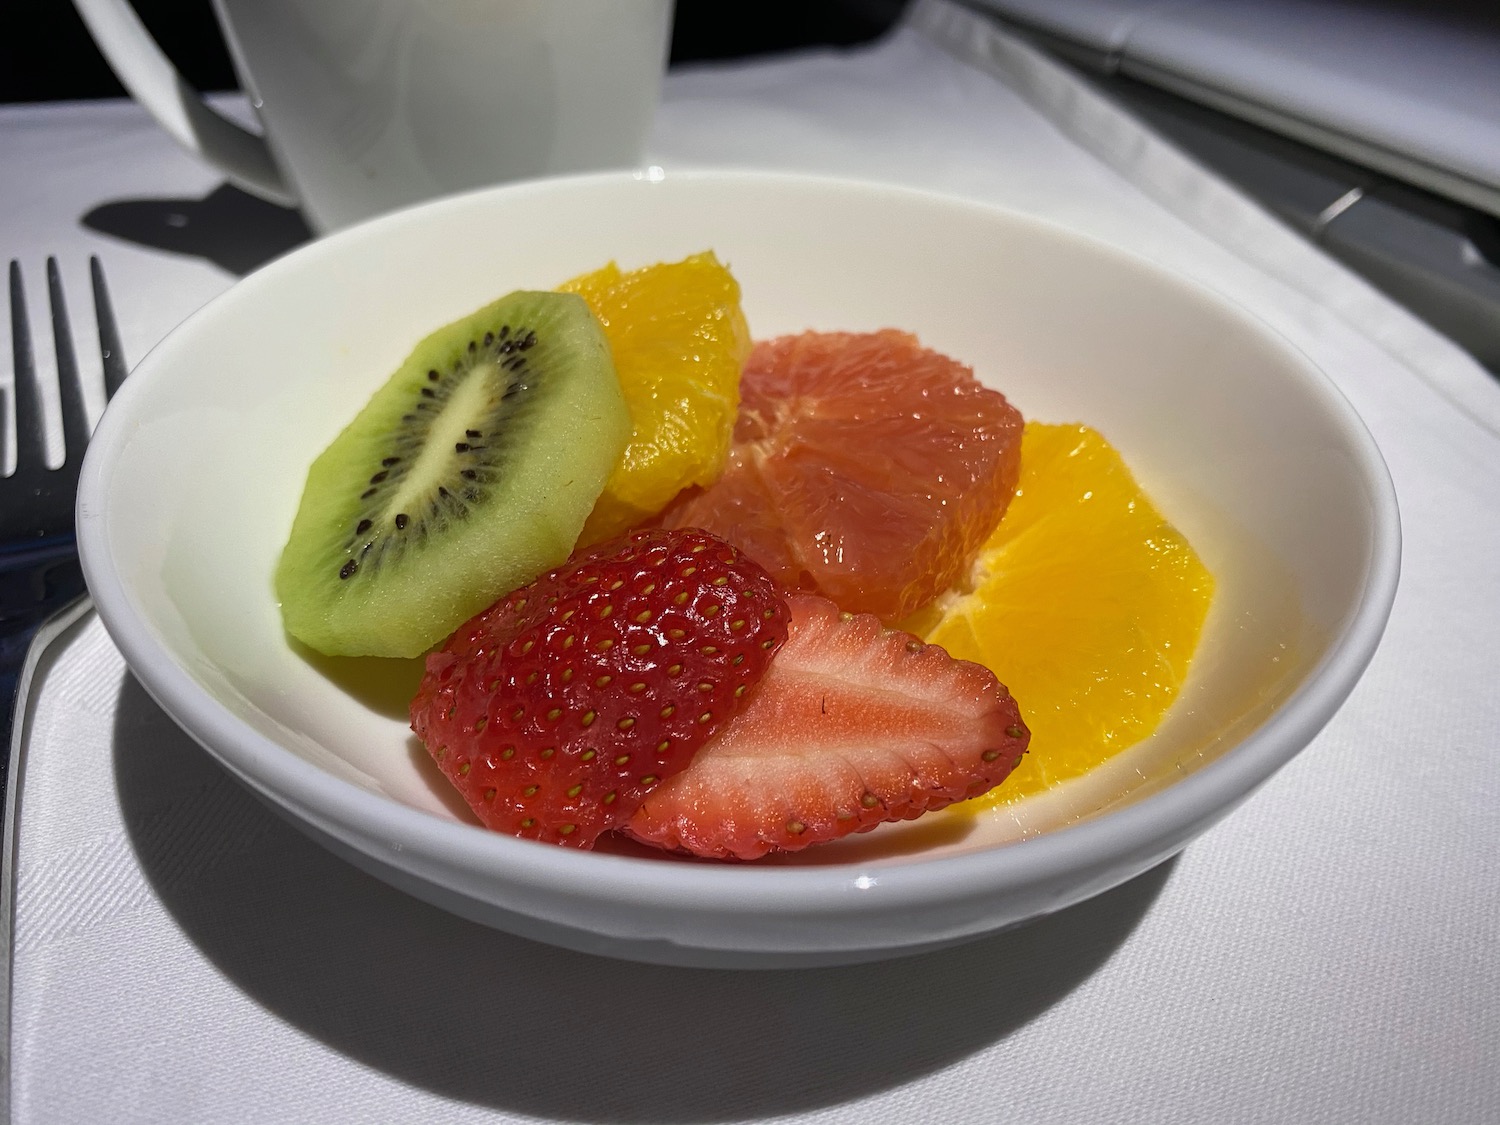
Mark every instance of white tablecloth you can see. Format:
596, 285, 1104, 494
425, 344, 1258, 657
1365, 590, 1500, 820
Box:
3, 2, 1497, 1121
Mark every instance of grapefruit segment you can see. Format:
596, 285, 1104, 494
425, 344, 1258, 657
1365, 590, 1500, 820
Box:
666, 330, 1024, 620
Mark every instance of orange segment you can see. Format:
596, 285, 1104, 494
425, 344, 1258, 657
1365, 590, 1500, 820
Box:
560, 252, 751, 544
904, 422, 1214, 803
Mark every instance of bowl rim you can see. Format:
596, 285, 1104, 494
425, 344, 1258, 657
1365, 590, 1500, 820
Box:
77, 167, 1402, 917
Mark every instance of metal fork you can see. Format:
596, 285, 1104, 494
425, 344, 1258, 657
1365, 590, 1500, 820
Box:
0, 257, 126, 1121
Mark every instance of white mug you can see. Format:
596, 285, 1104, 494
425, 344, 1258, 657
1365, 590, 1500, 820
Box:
72, 0, 675, 233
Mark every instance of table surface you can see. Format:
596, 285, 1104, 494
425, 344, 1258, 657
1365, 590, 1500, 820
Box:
3, 2, 1498, 1122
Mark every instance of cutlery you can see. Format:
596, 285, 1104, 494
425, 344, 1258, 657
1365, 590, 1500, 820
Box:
0, 256, 125, 1121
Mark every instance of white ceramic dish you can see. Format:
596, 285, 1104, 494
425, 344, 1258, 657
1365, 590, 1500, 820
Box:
77, 170, 1400, 969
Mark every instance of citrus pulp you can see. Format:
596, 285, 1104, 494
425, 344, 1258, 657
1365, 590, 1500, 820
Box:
902, 422, 1215, 804
560, 251, 751, 545
665, 330, 1024, 620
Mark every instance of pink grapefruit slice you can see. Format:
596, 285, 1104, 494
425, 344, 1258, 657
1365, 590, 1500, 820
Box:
665, 330, 1023, 619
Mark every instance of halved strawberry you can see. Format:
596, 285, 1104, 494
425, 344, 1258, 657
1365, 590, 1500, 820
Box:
410, 528, 789, 847
624, 593, 1029, 859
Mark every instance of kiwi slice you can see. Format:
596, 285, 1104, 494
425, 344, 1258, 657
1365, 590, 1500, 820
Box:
276, 290, 629, 658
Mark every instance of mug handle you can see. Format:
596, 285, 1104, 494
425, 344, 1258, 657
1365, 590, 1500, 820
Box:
71, 0, 298, 207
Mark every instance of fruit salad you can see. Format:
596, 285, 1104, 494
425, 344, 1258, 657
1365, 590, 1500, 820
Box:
277, 252, 1213, 858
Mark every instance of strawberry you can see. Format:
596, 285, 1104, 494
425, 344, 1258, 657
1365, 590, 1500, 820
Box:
624, 593, 1029, 859
409, 528, 790, 847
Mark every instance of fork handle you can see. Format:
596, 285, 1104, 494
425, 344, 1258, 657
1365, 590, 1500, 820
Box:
0, 559, 90, 1119
68, 0, 297, 208
0, 560, 89, 786
0, 556, 90, 904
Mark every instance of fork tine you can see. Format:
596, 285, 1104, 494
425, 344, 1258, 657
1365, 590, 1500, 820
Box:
7, 260, 46, 474
91, 256, 128, 400
48, 257, 91, 467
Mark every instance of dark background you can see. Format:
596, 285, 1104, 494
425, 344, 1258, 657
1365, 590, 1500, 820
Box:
0, 0, 912, 105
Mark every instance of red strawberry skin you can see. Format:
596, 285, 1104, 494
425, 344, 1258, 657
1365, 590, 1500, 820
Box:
624, 593, 1029, 859
410, 529, 790, 847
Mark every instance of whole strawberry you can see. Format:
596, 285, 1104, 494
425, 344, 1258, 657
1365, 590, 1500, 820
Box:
410, 528, 790, 847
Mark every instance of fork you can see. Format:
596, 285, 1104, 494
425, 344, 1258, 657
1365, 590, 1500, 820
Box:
0, 257, 126, 1121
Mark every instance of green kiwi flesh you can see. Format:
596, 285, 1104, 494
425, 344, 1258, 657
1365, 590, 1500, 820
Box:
276, 290, 629, 658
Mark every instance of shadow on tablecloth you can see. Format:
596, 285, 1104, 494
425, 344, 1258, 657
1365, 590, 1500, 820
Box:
82, 183, 311, 276
112, 670, 1174, 1120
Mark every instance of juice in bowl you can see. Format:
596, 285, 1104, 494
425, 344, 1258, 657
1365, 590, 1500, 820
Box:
76, 171, 1400, 965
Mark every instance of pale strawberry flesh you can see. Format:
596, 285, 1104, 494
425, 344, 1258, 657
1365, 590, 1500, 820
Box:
624, 593, 1029, 859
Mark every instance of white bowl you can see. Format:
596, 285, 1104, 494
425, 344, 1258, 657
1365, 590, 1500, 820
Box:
77, 170, 1400, 968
